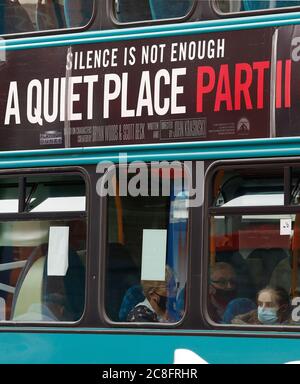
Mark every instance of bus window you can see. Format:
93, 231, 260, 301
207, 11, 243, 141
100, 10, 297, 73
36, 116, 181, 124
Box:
114, 0, 194, 23
214, 0, 300, 13
105, 165, 188, 323
209, 213, 294, 324
208, 164, 300, 327
0, 0, 94, 35
0, 173, 86, 323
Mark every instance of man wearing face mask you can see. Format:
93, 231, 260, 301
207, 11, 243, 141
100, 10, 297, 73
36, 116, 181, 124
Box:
127, 266, 178, 322
208, 262, 238, 323
232, 286, 291, 325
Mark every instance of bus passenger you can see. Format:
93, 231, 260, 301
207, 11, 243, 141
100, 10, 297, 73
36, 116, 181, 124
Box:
208, 262, 237, 323
231, 286, 291, 325
127, 266, 177, 322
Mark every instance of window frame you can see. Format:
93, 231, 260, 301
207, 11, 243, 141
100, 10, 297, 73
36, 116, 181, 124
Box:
0, 166, 89, 327
0, 0, 97, 39
100, 162, 191, 328
108, 0, 197, 28
204, 157, 300, 331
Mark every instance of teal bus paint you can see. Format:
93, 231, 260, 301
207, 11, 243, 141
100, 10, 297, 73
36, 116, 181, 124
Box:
0, 330, 299, 364
1, 0, 300, 365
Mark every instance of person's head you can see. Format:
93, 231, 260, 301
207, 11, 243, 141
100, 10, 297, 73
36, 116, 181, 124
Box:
141, 266, 177, 318
210, 262, 237, 306
257, 286, 290, 325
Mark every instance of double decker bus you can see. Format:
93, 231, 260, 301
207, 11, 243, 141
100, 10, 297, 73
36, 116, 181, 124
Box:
2, 0, 300, 364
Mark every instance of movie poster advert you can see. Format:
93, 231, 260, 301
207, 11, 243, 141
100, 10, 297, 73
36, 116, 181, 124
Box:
0, 26, 285, 150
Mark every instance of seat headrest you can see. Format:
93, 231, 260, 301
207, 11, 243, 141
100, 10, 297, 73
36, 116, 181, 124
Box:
223, 298, 256, 324
11, 256, 46, 320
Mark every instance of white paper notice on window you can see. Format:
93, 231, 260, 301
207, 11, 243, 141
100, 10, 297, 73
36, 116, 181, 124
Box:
141, 229, 167, 281
280, 219, 292, 236
47, 226, 69, 276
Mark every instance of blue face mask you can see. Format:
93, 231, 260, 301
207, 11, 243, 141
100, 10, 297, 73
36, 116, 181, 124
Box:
258, 306, 278, 324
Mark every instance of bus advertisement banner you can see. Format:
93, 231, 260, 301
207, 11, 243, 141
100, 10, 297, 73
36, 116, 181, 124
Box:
0, 26, 295, 150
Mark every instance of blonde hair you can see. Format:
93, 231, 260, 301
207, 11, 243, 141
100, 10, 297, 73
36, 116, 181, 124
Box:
141, 266, 174, 299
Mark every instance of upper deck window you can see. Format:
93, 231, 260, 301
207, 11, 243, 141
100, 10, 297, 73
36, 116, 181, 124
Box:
114, 0, 193, 23
215, 0, 300, 13
0, 0, 94, 35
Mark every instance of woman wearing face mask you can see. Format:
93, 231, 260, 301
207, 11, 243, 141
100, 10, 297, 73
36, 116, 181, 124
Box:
127, 266, 177, 322
232, 286, 291, 325
208, 262, 238, 323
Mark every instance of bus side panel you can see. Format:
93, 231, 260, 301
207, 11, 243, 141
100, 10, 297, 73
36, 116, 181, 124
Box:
0, 331, 299, 364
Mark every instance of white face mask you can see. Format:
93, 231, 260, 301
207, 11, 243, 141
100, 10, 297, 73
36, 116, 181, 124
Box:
258, 306, 278, 324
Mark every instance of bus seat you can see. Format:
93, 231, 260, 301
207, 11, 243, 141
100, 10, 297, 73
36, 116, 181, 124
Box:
118, 284, 144, 321
11, 243, 85, 321
42, 248, 85, 321
149, 0, 192, 19
11, 254, 46, 320
64, 0, 93, 28
36, 0, 66, 31
222, 297, 256, 324
0, 220, 51, 320
245, 248, 287, 292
